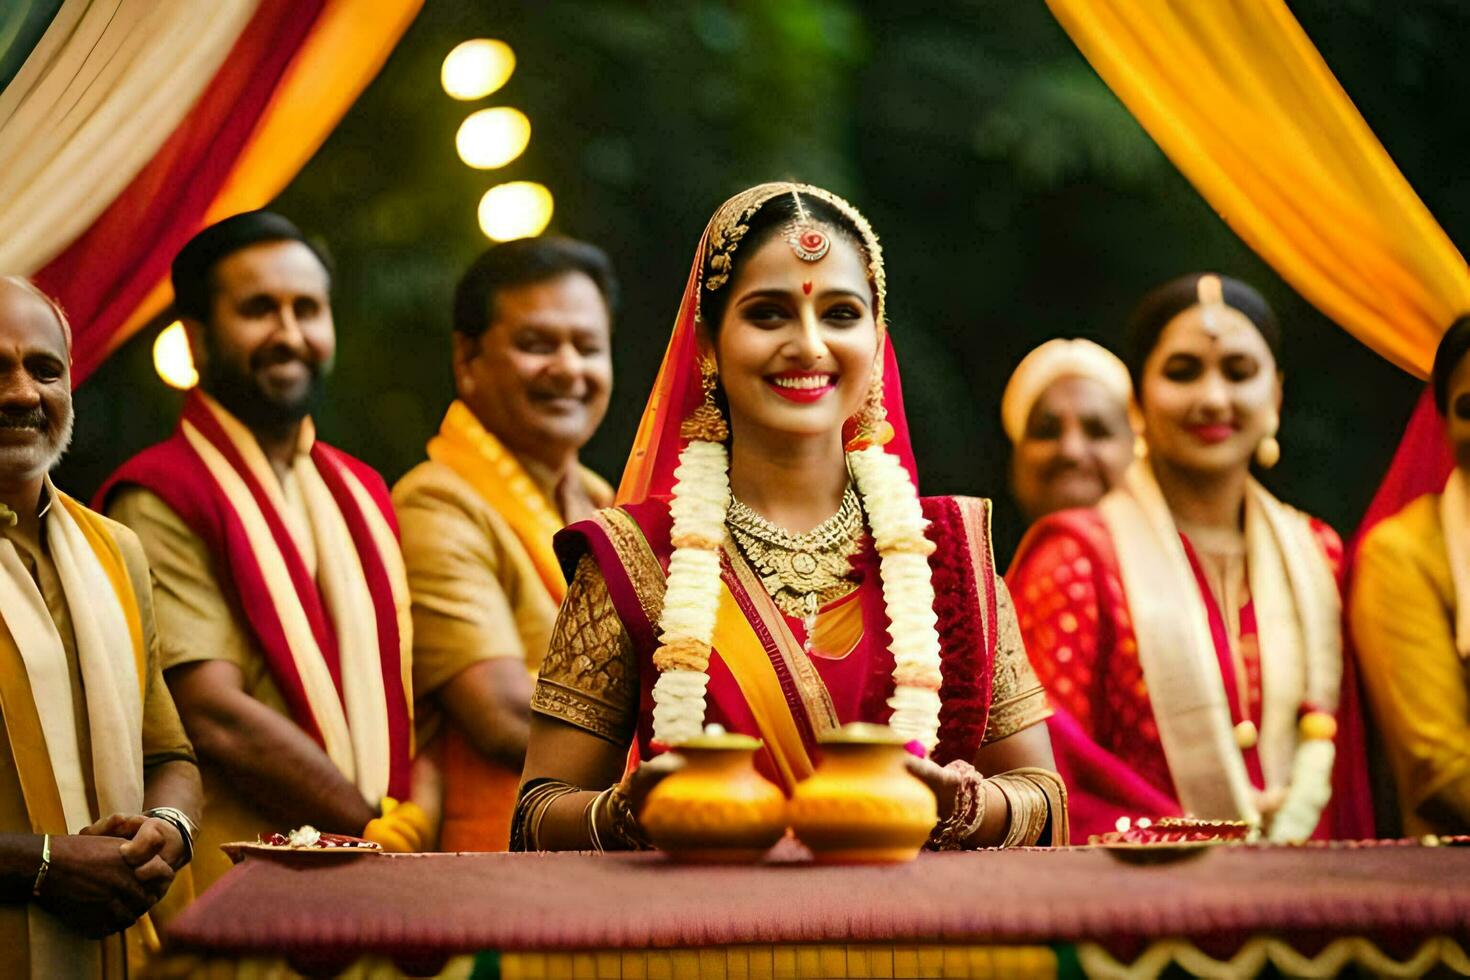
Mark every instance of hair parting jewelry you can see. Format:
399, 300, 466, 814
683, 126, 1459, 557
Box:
784, 189, 832, 263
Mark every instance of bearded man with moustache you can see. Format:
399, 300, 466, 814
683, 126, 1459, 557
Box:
0, 278, 201, 978
393, 238, 616, 850
99, 212, 431, 895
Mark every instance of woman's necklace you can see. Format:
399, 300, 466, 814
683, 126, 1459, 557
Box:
725, 486, 866, 651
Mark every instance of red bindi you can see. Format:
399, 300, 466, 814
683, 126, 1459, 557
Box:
802, 281, 813, 295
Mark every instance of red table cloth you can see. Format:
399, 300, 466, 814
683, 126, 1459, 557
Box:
165, 843, 1470, 975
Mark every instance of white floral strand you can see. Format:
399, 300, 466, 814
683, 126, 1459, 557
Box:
848, 444, 944, 751
1267, 739, 1336, 843
650, 431, 945, 756
650, 439, 730, 745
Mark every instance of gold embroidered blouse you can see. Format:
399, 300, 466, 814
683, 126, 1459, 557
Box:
530, 554, 1050, 747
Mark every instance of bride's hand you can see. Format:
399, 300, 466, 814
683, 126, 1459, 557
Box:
904, 755, 964, 823
620, 752, 687, 817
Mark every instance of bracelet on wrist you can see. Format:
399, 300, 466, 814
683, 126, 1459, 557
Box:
144, 807, 197, 865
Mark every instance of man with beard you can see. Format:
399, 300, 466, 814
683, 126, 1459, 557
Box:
0, 277, 201, 978
99, 212, 430, 895
393, 238, 615, 850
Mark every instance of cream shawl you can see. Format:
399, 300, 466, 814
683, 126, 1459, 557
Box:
1099, 460, 1341, 839
0, 483, 146, 977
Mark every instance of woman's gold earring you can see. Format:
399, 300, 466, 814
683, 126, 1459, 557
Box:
1133, 435, 1147, 460
459, 375, 475, 397
844, 376, 893, 452
1256, 413, 1280, 469
681, 355, 728, 442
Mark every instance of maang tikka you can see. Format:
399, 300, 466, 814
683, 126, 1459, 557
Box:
785, 189, 831, 263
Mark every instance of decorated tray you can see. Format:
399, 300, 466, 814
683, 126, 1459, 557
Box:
222, 826, 382, 866
1092, 817, 1257, 863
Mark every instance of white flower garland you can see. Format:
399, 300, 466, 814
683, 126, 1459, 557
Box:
650, 435, 946, 753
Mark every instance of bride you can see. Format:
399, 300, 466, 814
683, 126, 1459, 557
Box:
513, 182, 1065, 851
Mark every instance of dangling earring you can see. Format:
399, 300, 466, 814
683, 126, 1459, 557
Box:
844, 347, 895, 452
681, 355, 728, 443
1133, 435, 1148, 460
458, 375, 476, 398
1256, 411, 1280, 469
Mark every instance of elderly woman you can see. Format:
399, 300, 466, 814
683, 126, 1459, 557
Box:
1352, 316, 1470, 836
1001, 338, 1136, 523
1008, 274, 1373, 843
513, 182, 1067, 852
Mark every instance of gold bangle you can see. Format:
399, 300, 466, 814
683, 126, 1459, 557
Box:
31, 834, 50, 898
527, 783, 580, 852
585, 788, 614, 854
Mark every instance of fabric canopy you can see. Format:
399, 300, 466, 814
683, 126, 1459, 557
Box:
1045, 0, 1470, 380
0, 0, 421, 385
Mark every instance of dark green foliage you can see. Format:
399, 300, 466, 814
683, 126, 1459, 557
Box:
63, 0, 1470, 558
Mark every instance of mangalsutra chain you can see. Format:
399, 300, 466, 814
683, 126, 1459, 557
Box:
725, 486, 865, 622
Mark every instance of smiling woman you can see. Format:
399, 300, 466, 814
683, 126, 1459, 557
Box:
514, 182, 1068, 856
1007, 273, 1375, 844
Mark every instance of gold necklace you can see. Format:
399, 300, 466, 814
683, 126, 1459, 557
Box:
725, 487, 865, 633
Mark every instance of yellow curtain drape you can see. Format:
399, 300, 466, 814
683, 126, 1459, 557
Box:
1046, 0, 1470, 378
103, 0, 423, 361
0, 0, 261, 275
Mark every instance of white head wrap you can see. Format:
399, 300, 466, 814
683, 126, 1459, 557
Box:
1000, 338, 1133, 444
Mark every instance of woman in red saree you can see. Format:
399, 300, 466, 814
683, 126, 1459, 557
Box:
1008, 274, 1374, 844
513, 182, 1066, 851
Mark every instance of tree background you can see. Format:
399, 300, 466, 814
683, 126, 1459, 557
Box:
61, 0, 1470, 559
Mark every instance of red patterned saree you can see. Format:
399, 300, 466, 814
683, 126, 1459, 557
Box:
1008, 467, 1373, 843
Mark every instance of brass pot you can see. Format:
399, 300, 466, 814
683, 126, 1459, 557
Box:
640, 730, 787, 863
788, 723, 936, 863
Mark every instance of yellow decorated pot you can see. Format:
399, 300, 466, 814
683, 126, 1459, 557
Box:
789, 723, 937, 863
640, 730, 787, 863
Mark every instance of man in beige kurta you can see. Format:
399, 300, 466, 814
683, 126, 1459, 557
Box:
0, 277, 200, 979
396, 237, 618, 850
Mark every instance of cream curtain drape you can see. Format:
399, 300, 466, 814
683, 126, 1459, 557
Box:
0, 0, 259, 275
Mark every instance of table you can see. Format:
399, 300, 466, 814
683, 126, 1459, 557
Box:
163, 842, 1470, 978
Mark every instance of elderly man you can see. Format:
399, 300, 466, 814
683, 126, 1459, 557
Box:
394, 237, 616, 850
99, 212, 429, 894
0, 277, 200, 978
1001, 338, 1137, 525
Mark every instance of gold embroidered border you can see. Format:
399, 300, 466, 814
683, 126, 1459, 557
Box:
529, 682, 628, 744
984, 686, 1052, 745
591, 508, 666, 632
722, 540, 841, 738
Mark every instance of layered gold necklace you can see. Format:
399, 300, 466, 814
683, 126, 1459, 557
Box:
725, 486, 866, 638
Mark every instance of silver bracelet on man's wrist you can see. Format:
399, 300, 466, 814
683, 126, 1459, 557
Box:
144, 806, 197, 865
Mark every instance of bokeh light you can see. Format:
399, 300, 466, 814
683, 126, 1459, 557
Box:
441, 39, 515, 101
456, 107, 531, 169
478, 182, 554, 241
153, 321, 198, 390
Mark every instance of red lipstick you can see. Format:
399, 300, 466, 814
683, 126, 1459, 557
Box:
765, 372, 836, 404
1188, 423, 1237, 444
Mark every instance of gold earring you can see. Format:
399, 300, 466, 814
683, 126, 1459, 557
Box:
1255, 412, 1280, 469
1133, 435, 1148, 460
459, 375, 475, 397
844, 371, 893, 452
681, 355, 728, 442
